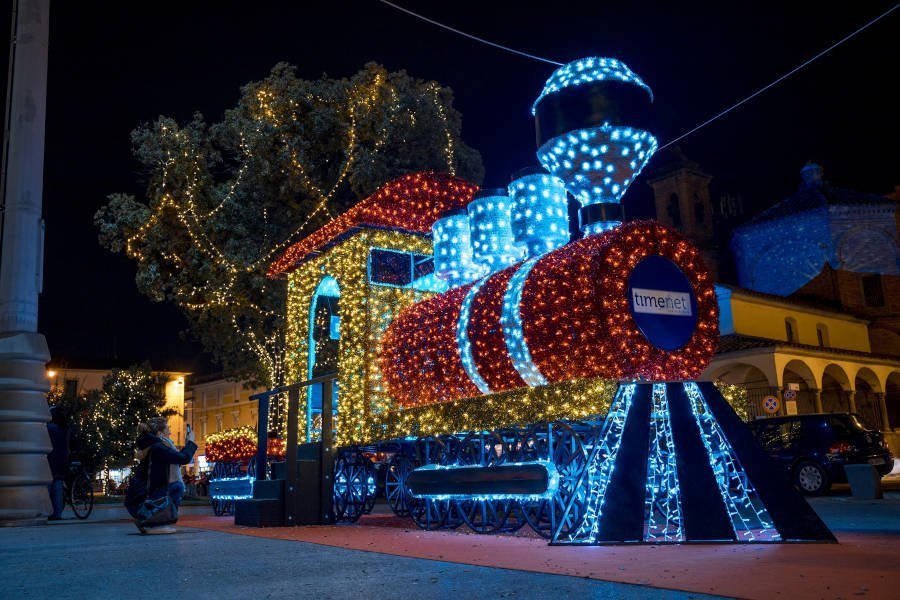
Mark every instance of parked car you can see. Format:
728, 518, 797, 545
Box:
748, 413, 893, 495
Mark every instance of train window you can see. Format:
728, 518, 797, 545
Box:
368, 248, 437, 289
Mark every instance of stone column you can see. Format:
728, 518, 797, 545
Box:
847, 390, 858, 415
813, 389, 824, 414
0, 0, 52, 524
877, 393, 891, 431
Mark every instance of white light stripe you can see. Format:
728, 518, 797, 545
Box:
500, 258, 547, 386
457, 278, 491, 394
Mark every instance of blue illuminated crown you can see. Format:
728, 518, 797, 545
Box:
532, 57, 653, 115
533, 57, 658, 235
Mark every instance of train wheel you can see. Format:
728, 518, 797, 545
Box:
455, 431, 511, 534
333, 450, 370, 523
210, 462, 235, 517
409, 498, 449, 530
385, 454, 413, 517
520, 423, 552, 537
362, 458, 378, 515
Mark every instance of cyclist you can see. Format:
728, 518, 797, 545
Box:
46, 406, 69, 520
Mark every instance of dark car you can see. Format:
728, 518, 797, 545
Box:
748, 413, 893, 495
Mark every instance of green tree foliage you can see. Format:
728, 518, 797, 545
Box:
48, 364, 172, 470
95, 63, 484, 386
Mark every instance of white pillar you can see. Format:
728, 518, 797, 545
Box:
0, 0, 52, 524
0, 0, 49, 332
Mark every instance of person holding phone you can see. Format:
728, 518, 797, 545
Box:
125, 417, 197, 534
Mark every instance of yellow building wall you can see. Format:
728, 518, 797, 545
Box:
163, 377, 187, 446
730, 295, 871, 353
189, 379, 265, 463
46, 368, 189, 443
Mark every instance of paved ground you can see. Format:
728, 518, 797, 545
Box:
0, 521, 719, 600
179, 495, 900, 600
3, 479, 897, 599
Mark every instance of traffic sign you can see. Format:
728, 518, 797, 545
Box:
763, 395, 780, 414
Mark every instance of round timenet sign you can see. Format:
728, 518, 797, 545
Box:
626, 255, 699, 351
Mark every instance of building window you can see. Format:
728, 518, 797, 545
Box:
816, 324, 829, 347
667, 193, 682, 227
694, 193, 705, 225
367, 248, 434, 288
215, 414, 223, 432
862, 274, 884, 307
785, 318, 797, 343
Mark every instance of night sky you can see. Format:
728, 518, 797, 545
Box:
2, 1, 897, 373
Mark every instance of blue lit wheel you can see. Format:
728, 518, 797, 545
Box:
414, 434, 460, 467
385, 454, 414, 517
518, 424, 552, 537
362, 458, 378, 515
409, 498, 450, 530
520, 423, 588, 538
455, 431, 511, 534
210, 462, 236, 516
332, 450, 369, 523
408, 436, 464, 530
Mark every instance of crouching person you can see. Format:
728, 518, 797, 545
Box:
125, 417, 197, 534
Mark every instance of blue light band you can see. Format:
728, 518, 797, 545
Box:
208, 476, 254, 501
568, 383, 637, 542
457, 277, 492, 394
407, 460, 560, 502
500, 257, 546, 386
683, 382, 780, 542
643, 383, 684, 542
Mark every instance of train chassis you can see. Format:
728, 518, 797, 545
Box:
333, 420, 599, 538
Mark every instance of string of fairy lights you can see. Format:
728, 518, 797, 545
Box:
124, 71, 461, 387
377, 1, 899, 151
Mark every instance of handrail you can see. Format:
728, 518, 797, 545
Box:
249, 372, 338, 526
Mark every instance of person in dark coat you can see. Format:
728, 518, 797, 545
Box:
125, 416, 196, 534
46, 406, 69, 520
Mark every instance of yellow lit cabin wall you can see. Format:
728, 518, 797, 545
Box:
284, 229, 434, 445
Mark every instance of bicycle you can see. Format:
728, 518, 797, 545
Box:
64, 461, 95, 519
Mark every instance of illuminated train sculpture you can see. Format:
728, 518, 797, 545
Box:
266, 58, 834, 544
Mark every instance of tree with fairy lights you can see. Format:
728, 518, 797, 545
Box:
96, 62, 484, 387
47, 363, 172, 473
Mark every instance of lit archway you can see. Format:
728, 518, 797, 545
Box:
707, 362, 774, 420
887, 371, 900, 430
307, 276, 340, 440
783, 359, 817, 414
854, 367, 884, 430
821, 364, 851, 414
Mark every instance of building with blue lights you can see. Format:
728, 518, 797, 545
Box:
731, 163, 898, 296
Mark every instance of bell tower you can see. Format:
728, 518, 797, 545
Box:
648, 149, 719, 279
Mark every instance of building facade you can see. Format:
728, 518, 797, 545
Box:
704, 285, 900, 452
46, 366, 190, 446
186, 375, 265, 472
731, 163, 899, 297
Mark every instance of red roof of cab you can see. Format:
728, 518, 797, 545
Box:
267, 171, 478, 277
